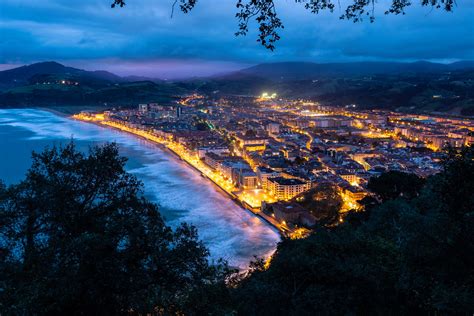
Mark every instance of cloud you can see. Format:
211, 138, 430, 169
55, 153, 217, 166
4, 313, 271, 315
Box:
0, 0, 472, 77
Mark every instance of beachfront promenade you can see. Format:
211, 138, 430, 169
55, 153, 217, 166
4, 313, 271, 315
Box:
72, 113, 300, 238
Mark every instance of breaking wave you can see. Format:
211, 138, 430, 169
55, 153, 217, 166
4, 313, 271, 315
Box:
0, 109, 280, 268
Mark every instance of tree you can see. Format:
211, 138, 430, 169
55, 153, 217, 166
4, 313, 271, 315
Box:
294, 183, 343, 225
292, 156, 306, 166
368, 170, 425, 202
233, 226, 402, 315
0, 142, 232, 315
112, 0, 456, 50
195, 121, 210, 131
233, 146, 474, 314
437, 145, 474, 218
244, 129, 256, 137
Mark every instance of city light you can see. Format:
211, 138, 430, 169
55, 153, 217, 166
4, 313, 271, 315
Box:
72, 92, 471, 242
73, 111, 292, 236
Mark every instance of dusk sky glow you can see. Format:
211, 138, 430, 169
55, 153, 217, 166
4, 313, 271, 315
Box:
1, 0, 473, 78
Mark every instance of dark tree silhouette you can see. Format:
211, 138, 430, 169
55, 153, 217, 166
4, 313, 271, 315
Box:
0, 142, 233, 315
368, 170, 425, 202
232, 146, 474, 314
294, 183, 343, 225
111, 0, 456, 50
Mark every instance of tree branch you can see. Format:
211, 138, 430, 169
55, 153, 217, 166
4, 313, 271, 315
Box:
111, 0, 457, 49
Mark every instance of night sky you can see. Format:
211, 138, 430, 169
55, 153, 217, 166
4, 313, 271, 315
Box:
1, 0, 473, 78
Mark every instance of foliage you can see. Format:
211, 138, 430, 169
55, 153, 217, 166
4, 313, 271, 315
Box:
292, 156, 306, 166
0, 142, 233, 315
232, 146, 474, 314
112, 0, 456, 50
294, 183, 343, 225
1, 139, 472, 314
368, 170, 425, 202
235, 0, 283, 50
195, 122, 210, 131
0, 81, 183, 107
244, 129, 256, 137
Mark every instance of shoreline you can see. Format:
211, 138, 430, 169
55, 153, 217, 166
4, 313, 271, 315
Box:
1, 108, 280, 269
69, 115, 285, 237
36, 107, 70, 118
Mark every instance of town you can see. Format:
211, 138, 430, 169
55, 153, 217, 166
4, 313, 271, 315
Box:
73, 94, 474, 238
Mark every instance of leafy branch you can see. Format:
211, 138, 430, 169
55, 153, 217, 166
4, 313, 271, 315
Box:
111, 0, 457, 49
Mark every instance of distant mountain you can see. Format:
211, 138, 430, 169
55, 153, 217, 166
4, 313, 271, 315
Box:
0, 61, 124, 90
123, 75, 164, 83
182, 72, 274, 96
193, 61, 474, 116
1, 60, 473, 116
237, 61, 474, 81
0, 62, 186, 107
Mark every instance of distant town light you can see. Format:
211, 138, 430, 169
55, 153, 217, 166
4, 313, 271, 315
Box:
259, 92, 277, 100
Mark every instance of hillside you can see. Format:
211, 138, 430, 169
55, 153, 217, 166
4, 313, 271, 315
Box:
263, 71, 474, 115
0, 61, 124, 90
1, 61, 473, 116
196, 62, 474, 116
0, 62, 183, 107
238, 61, 474, 81
0, 81, 186, 107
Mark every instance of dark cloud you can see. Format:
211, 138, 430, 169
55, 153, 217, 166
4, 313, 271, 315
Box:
0, 0, 472, 77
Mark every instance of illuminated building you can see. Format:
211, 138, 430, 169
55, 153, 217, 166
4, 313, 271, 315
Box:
266, 122, 280, 135
244, 143, 266, 152
267, 177, 311, 201
234, 134, 269, 148
197, 146, 230, 159
239, 171, 259, 189
218, 160, 251, 184
339, 172, 359, 185
256, 166, 281, 189
204, 152, 225, 170
340, 184, 367, 201
269, 201, 316, 227
138, 104, 149, 114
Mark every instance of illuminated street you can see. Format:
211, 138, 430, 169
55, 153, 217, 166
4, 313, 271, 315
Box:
73, 112, 295, 236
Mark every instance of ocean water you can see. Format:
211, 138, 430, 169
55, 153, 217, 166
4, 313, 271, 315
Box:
0, 109, 280, 268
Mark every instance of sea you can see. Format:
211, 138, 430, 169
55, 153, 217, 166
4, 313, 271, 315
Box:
0, 108, 280, 269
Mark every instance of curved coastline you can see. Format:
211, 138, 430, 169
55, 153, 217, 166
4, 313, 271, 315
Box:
0, 108, 280, 269
70, 113, 288, 237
